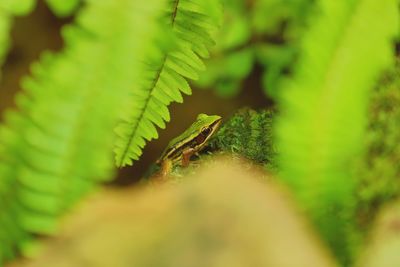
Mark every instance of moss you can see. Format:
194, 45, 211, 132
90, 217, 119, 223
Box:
207, 108, 277, 170
356, 60, 400, 229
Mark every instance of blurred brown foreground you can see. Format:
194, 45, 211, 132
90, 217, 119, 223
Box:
8, 157, 343, 267
356, 202, 400, 267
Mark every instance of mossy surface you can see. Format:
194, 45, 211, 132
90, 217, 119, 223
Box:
356, 61, 400, 229
207, 108, 277, 170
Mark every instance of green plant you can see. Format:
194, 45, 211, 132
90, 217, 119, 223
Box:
44, 0, 81, 17
275, 0, 398, 264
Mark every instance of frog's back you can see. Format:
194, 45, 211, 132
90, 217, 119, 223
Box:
158, 126, 197, 163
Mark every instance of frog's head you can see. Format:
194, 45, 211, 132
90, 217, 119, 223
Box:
195, 113, 222, 140
174, 113, 223, 150
159, 113, 222, 164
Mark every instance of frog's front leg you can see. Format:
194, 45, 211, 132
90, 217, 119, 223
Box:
160, 159, 172, 178
182, 147, 196, 167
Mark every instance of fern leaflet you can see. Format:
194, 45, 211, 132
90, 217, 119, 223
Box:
45, 0, 80, 17
0, 0, 36, 16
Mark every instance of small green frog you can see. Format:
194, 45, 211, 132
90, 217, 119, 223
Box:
157, 113, 222, 177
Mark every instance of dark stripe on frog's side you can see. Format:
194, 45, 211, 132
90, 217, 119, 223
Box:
162, 119, 220, 162
164, 133, 206, 162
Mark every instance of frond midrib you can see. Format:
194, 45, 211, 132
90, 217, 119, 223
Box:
116, 0, 182, 166
117, 58, 167, 167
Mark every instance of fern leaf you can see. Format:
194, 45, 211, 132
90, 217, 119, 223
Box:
45, 0, 80, 17
114, 0, 222, 167
0, 0, 165, 263
0, 0, 36, 16
275, 0, 399, 264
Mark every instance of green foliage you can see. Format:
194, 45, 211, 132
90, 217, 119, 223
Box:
356, 60, 400, 230
196, 0, 314, 97
275, 0, 398, 264
208, 108, 277, 169
0, 0, 165, 263
0, 0, 36, 16
45, 0, 80, 17
114, 0, 222, 167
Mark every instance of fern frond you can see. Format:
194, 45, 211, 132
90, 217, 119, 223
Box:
114, 0, 222, 167
0, 0, 165, 263
275, 0, 399, 264
0, 0, 36, 16
45, 0, 80, 17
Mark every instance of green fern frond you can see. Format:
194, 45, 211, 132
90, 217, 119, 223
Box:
45, 0, 80, 17
114, 0, 222, 167
0, 0, 36, 16
0, 0, 165, 263
275, 0, 398, 264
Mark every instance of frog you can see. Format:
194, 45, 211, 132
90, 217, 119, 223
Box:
156, 113, 222, 177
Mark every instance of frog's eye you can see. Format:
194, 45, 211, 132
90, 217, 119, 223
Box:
201, 127, 211, 136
